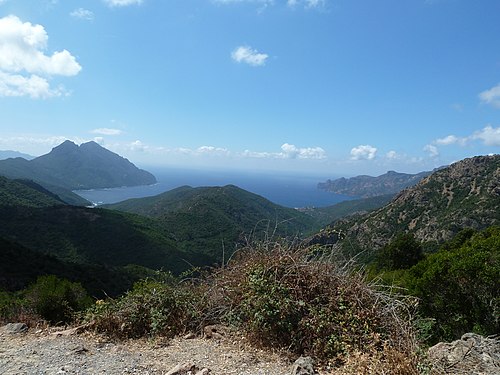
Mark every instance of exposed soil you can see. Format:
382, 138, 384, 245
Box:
0, 326, 291, 375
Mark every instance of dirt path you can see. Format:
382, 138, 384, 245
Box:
0, 326, 292, 375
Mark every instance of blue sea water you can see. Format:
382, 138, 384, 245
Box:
74, 167, 351, 208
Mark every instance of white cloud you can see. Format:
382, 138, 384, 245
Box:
424, 144, 439, 158
91, 128, 123, 136
479, 83, 500, 109
288, 0, 325, 8
434, 134, 467, 146
104, 0, 143, 7
0, 15, 81, 99
472, 125, 500, 147
242, 143, 326, 159
70, 8, 95, 21
386, 150, 398, 159
196, 146, 230, 155
231, 46, 268, 67
215, 0, 326, 9
214, 0, 274, 5
0, 71, 66, 98
350, 145, 377, 160
280, 143, 326, 159
430, 125, 500, 148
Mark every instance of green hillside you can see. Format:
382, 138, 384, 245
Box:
312, 155, 500, 256
0, 176, 64, 207
0, 205, 207, 274
301, 194, 394, 226
0, 237, 146, 297
106, 185, 320, 260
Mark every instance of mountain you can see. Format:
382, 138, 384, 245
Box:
106, 185, 320, 260
318, 170, 433, 198
312, 155, 500, 254
0, 150, 35, 160
0, 140, 157, 191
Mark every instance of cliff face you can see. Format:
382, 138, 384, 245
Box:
314, 155, 500, 251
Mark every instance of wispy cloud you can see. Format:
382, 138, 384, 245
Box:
423, 144, 439, 158
287, 0, 326, 9
103, 0, 143, 7
70, 8, 95, 21
242, 143, 326, 159
91, 128, 123, 136
430, 125, 500, 148
214, 0, 327, 9
479, 83, 500, 109
231, 46, 268, 66
350, 145, 377, 160
0, 15, 81, 99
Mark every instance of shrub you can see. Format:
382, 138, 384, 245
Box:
209, 241, 418, 366
406, 226, 500, 343
375, 233, 423, 271
88, 272, 207, 338
25, 275, 91, 324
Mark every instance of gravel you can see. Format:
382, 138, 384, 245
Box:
0, 326, 292, 375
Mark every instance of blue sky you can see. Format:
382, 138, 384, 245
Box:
0, 0, 499, 176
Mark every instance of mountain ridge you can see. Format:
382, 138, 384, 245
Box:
318, 169, 434, 198
312, 154, 500, 254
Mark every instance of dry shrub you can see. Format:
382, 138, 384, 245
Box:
86, 239, 419, 368
333, 344, 420, 375
208, 240, 418, 365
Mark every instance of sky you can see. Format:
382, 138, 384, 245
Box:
0, 0, 499, 177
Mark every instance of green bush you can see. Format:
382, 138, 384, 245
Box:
88, 272, 206, 338
405, 226, 499, 343
375, 233, 423, 271
25, 275, 91, 324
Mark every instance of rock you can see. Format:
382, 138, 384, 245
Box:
428, 333, 500, 374
2, 323, 28, 334
195, 369, 210, 375
291, 356, 316, 375
183, 332, 196, 340
165, 362, 197, 375
203, 325, 224, 340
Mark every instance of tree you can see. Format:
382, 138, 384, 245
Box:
375, 233, 423, 271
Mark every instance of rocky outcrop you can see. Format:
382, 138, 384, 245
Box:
428, 333, 500, 374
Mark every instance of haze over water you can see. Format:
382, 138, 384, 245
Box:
75, 168, 352, 208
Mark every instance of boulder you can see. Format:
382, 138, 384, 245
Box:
291, 356, 316, 375
428, 333, 500, 374
2, 323, 28, 334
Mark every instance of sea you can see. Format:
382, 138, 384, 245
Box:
74, 167, 352, 208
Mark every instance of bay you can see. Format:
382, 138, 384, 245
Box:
74, 167, 351, 208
